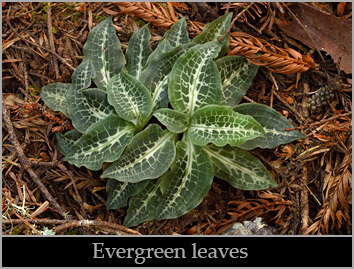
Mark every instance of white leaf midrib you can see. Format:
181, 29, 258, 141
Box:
159, 140, 194, 217
74, 126, 133, 156
188, 52, 209, 116
203, 146, 263, 182
107, 131, 175, 175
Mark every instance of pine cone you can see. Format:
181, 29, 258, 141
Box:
307, 85, 335, 113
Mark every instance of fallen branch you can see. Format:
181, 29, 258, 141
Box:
46, 2, 60, 79
2, 218, 141, 235
2, 218, 66, 225
300, 166, 309, 234
54, 220, 141, 235
2, 99, 68, 219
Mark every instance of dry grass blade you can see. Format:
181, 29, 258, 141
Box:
229, 32, 314, 74
115, 2, 177, 27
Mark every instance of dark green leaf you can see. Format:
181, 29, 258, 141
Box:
192, 13, 233, 58
188, 105, 265, 147
126, 24, 152, 80
56, 129, 82, 156
140, 43, 191, 110
65, 114, 135, 170
67, 61, 114, 133
101, 124, 177, 182
107, 71, 152, 128
106, 179, 148, 210
216, 56, 259, 107
168, 42, 222, 116
83, 17, 125, 89
124, 179, 162, 227
203, 145, 277, 190
153, 108, 189, 133
40, 83, 71, 118
156, 137, 214, 220
235, 103, 306, 150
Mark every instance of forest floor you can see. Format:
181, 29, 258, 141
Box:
2, 2, 352, 235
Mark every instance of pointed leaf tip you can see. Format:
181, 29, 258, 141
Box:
153, 108, 189, 133
204, 145, 277, 190
126, 23, 152, 80
168, 42, 223, 116
83, 17, 125, 89
235, 103, 306, 150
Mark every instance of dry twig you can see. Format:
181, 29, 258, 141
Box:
285, 112, 352, 131
300, 166, 309, 234
46, 2, 60, 79
2, 100, 68, 219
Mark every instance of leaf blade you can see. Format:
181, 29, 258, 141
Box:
168, 42, 223, 116
192, 13, 233, 57
107, 71, 152, 127
192, 13, 232, 44
123, 179, 162, 227
106, 179, 148, 210
55, 129, 82, 156
83, 88, 116, 119
188, 105, 265, 147
145, 17, 189, 66
67, 61, 114, 133
126, 24, 152, 80
203, 144, 277, 190
83, 17, 125, 89
156, 138, 214, 220
153, 108, 189, 133
234, 103, 306, 150
65, 114, 135, 170
140, 43, 191, 110
101, 124, 177, 183
216, 56, 259, 107
40, 83, 71, 118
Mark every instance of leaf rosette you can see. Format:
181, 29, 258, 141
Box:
41, 14, 305, 227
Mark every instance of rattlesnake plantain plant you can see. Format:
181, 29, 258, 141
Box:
41, 14, 305, 227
